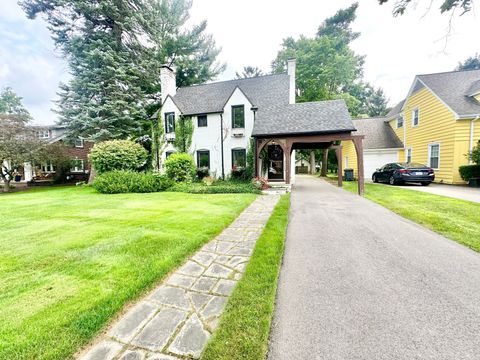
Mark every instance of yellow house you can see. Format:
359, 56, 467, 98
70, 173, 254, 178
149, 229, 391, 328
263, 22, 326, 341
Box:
343, 69, 480, 184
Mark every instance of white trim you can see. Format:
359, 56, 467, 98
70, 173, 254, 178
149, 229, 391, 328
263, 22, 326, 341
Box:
411, 107, 419, 127
470, 116, 480, 164
70, 159, 85, 173
427, 143, 440, 170
74, 138, 84, 148
364, 148, 403, 153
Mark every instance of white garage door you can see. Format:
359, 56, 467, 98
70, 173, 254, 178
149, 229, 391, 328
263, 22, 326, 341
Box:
364, 151, 399, 181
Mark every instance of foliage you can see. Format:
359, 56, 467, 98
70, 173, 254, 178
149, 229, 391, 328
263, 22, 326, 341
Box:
271, 3, 388, 117
459, 165, 480, 181
171, 180, 261, 194
0, 87, 31, 120
252, 177, 270, 190
89, 140, 148, 174
456, 54, 480, 70
378, 0, 473, 16
202, 195, 290, 360
245, 138, 255, 179
0, 186, 254, 360
174, 115, 194, 153
92, 170, 173, 193
202, 176, 215, 186
231, 166, 247, 180
469, 140, 480, 164
196, 166, 210, 180
235, 66, 264, 79
20, 0, 224, 141
164, 152, 196, 182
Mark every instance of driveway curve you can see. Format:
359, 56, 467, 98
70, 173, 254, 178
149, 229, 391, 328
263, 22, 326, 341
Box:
268, 176, 480, 360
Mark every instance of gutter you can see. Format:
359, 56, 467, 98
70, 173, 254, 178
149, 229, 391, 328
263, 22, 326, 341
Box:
470, 115, 480, 164
220, 113, 225, 180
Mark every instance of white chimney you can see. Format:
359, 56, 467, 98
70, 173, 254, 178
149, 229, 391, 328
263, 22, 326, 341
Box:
160, 65, 177, 104
287, 58, 296, 104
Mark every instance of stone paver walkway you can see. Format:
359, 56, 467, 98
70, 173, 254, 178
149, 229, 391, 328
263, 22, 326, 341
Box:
79, 195, 280, 360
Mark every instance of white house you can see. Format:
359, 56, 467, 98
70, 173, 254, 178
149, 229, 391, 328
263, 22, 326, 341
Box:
156, 59, 365, 190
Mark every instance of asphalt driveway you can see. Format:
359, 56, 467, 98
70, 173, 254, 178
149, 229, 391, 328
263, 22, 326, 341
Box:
393, 182, 480, 203
268, 176, 480, 360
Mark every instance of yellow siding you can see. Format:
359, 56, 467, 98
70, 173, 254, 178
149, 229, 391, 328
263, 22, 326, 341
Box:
341, 140, 358, 178
474, 94, 480, 102
387, 87, 458, 184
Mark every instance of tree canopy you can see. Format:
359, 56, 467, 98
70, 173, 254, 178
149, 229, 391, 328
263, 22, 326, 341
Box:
0, 87, 31, 120
20, 0, 224, 141
235, 66, 264, 79
456, 53, 480, 70
271, 3, 388, 117
379, 0, 473, 16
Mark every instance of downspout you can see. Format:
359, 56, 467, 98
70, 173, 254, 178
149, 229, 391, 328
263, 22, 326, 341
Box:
469, 115, 480, 164
220, 113, 225, 180
251, 106, 258, 177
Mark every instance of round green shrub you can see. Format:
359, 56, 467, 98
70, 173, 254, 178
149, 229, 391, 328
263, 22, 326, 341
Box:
92, 170, 174, 194
164, 153, 196, 182
89, 140, 148, 174
459, 164, 480, 181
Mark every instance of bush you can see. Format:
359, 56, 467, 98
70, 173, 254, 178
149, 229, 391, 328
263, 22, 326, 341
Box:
231, 166, 247, 180
164, 153, 196, 182
171, 181, 261, 194
89, 140, 148, 174
252, 177, 269, 190
459, 165, 480, 181
93, 170, 174, 194
196, 166, 210, 180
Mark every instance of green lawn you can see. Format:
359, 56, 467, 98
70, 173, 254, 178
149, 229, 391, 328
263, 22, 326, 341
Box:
202, 194, 290, 360
0, 186, 256, 360
341, 181, 480, 252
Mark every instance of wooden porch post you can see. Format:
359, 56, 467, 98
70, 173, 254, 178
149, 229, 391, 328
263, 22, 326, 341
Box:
321, 149, 328, 176
335, 146, 343, 187
285, 142, 292, 184
254, 138, 259, 177
353, 137, 365, 196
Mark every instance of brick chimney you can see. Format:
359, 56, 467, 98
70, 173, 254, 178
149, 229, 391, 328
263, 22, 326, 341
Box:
287, 59, 296, 104
160, 65, 176, 104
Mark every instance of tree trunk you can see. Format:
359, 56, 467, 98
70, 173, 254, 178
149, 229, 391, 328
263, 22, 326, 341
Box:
321, 149, 328, 177
310, 151, 316, 174
3, 179, 10, 192
88, 166, 97, 185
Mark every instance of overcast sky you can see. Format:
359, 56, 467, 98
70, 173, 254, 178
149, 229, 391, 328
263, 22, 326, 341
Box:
0, 0, 478, 125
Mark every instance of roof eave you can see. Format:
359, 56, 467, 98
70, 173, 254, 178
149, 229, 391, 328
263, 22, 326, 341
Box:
252, 128, 355, 138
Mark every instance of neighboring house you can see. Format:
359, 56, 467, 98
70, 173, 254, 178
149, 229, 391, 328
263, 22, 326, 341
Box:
17, 125, 92, 183
342, 69, 480, 184
156, 59, 364, 189
342, 117, 403, 180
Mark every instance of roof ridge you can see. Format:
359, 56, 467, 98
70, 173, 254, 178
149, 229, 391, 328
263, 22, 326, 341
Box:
177, 73, 288, 90
417, 68, 480, 77
352, 116, 387, 120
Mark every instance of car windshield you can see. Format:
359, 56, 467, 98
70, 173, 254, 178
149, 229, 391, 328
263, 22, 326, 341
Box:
398, 162, 428, 168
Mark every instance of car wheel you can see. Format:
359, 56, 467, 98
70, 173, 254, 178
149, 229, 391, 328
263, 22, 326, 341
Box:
389, 176, 396, 185
421, 182, 431, 186
372, 175, 378, 183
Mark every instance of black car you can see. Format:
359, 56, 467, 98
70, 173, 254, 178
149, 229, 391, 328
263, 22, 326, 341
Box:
372, 162, 435, 186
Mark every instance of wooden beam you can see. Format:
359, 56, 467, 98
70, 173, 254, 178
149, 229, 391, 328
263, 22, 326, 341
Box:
335, 146, 343, 187
352, 137, 365, 196
321, 149, 328, 177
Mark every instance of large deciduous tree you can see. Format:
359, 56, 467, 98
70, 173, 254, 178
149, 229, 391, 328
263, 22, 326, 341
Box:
20, 0, 223, 141
271, 3, 388, 117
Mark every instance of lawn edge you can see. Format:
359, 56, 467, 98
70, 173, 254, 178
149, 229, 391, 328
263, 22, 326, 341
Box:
200, 194, 291, 360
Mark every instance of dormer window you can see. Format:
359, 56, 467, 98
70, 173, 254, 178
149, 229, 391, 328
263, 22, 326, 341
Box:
37, 130, 50, 139
165, 112, 175, 133
412, 108, 419, 127
232, 105, 245, 129
74, 138, 84, 148
396, 115, 404, 128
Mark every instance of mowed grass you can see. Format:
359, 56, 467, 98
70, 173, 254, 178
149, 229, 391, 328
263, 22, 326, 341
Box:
0, 186, 256, 360
202, 194, 290, 360
342, 181, 480, 251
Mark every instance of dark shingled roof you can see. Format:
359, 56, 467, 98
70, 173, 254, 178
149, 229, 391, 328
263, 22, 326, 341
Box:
417, 69, 480, 117
352, 117, 403, 149
252, 100, 355, 137
171, 74, 290, 115
386, 99, 405, 119
467, 79, 480, 96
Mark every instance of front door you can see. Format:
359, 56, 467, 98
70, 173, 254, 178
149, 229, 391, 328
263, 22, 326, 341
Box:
268, 145, 284, 180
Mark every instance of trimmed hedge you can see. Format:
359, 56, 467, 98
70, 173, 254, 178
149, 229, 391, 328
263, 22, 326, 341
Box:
459, 165, 480, 181
170, 181, 261, 194
164, 153, 196, 182
93, 170, 173, 194
89, 140, 148, 174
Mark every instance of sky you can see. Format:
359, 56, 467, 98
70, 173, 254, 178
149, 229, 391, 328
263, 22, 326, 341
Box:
0, 0, 478, 125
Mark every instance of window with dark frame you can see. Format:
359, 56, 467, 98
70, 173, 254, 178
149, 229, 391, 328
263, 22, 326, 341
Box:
397, 115, 404, 128
232, 148, 246, 168
197, 115, 208, 127
197, 150, 210, 169
412, 108, 419, 127
232, 105, 245, 128
429, 144, 439, 169
165, 151, 174, 159
165, 112, 175, 133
